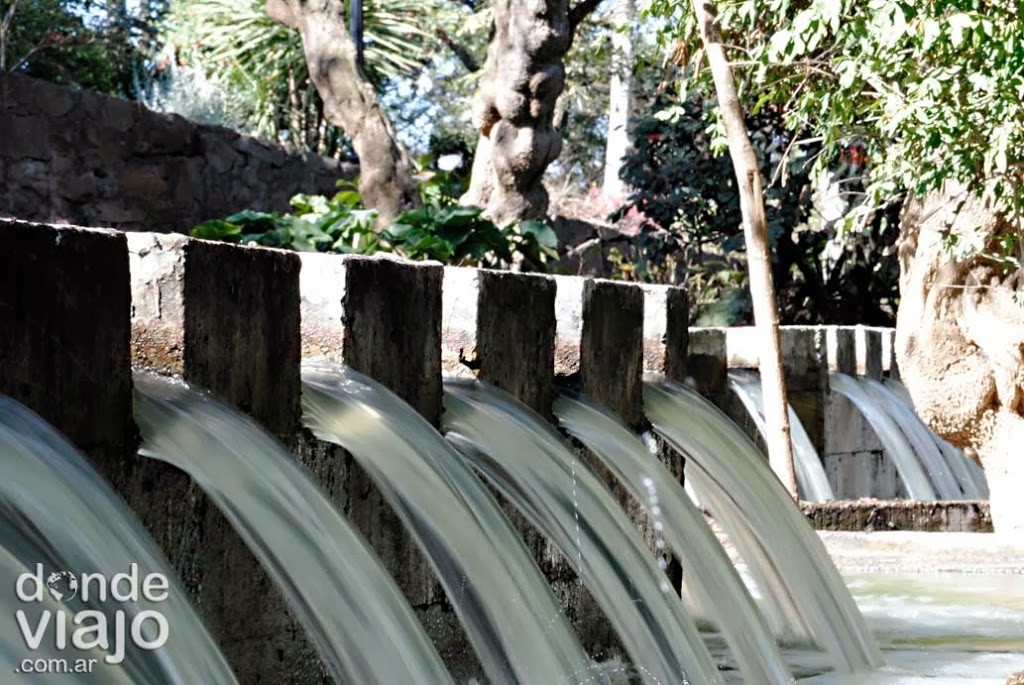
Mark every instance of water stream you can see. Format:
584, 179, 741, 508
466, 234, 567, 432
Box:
644, 380, 884, 674
444, 380, 725, 685
728, 372, 835, 502
882, 379, 988, 499
301, 364, 596, 685
133, 374, 454, 685
0, 396, 238, 685
858, 378, 962, 500
828, 374, 936, 500
553, 395, 795, 685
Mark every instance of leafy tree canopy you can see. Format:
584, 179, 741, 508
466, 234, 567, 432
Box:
646, 0, 1024, 250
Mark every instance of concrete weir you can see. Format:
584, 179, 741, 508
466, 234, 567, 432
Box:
0, 218, 998, 684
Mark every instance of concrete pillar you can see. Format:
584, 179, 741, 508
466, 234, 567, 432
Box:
580, 280, 645, 427
0, 220, 134, 475
685, 327, 729, 407
823, 326, 891, 498
300, 252, 448, 633
476, 270, 557, 416
129, 233, 310, 685
641, 284, 689, 382
337, 255, 443, 426
827, 325, 857, 375
856, 325, 884, 381
779, 326, 829, 456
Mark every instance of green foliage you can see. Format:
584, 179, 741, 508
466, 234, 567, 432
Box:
645, 0, 1024, 240
161, 0, 439, 154
614, 91, 900, 325
0, 0, 141, 94
190, 179, 558, 271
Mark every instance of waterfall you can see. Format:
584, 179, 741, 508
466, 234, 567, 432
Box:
0, 396, 238, 685
133, 374, 454, 685
301, 364, 599, 685
553, 395, 795, 684
444, 380, 725, 685
882, 379, 988, 498
859, 378, 963, 499
644, 380, 884, 673
828, 373, 937, 500
728, 371, 835, 502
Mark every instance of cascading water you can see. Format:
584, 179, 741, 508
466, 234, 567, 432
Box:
728, 372, 835, 502
553, 394, 795, 685
0, 544, 139, 685
444, 380, 724, 685
133, 374, 455, 685
0, 397, 238, 685
828, 373, 936, 500
882, 379, 989, 498
858, 378, 962, 500
644, 380, 884, 674
300, 364, 598, 685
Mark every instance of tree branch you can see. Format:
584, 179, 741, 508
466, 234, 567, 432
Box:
436, 27, 479, 72
569, 0, 603, 35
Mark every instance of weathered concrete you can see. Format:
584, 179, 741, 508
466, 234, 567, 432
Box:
640, 284, 690, 382
185, 240, 302, 434
0, 72, 355, 231
439, 266, 480, 378
580, 280, 645, 428
856, 326, 884, 380
802, 499, 993, 532
823, 326, 896, 499
476, 270, 557, 417
128, 234, 315, 685
552, 274, 586, 376
339, 255, 443, 427
0, 219, 134, 474
299, 253, 467, 677
685, 327, 730, 407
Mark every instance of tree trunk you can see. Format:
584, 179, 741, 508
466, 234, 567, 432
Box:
267, 0, 419, 225
462, 1, 600, 226
690, 0, 798, 498
602, 0, 634, 199
896, 183, 1024, 532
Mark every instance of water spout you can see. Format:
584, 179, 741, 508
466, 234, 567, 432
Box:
858, 378, 962, 499
554, 394, 795, 684
828, 373, 936, 500
302, 365, 596, 685
134, 374, 454, 685
0, 396, 238, 685
644, 380, 884, 673
728, 371, 835, 502
444, 380, 724, 685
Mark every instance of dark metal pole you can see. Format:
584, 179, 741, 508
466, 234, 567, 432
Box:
350, 0, 364, 70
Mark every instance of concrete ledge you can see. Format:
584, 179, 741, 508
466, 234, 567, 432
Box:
580, 279, 645, 428
184, 239, 302, 435
476, 270, 557, 417
340, 255, 443, 427
803, 499, 993, 533
0, 219, 134, 470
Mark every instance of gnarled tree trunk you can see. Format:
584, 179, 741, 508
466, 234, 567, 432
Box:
462, 0, 600, 226
896, 183, 1024, 532
267, 0, 419, 225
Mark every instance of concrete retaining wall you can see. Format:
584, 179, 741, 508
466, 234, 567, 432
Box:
0, 218, 990, 684
0, 73, 355, 232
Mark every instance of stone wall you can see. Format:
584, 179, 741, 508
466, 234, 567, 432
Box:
0, 73, 356, 232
